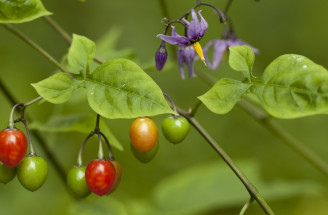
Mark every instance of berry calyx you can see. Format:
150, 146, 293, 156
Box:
162, 115, 190, 144
0, 128, 27, 167
129, 117, 158, 152
17, 155, 48, 191
67, 165, 91, 198
85, 159, 116, 196
0, 161, 16, 184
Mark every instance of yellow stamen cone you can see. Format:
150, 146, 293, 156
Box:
192, 42, 207, 66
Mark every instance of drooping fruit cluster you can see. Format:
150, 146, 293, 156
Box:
66, 116, 122, 198
130, 117, 159, 163
0, 127, 48, 191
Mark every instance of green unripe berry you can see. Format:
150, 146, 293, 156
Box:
0, 161, 16, 184
67, 165, 91, 198
17, 156, 48, 192
162, 115, 190, 144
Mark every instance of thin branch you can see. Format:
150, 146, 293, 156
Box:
43, 16, 72, 44
196, 68, 328, 177
0, 24, 74, 79
177, 107, 274, 215
42, 16, 106, 64
0, 78, 67, 185
240, 100, 328, 176
224, 0, 235, 14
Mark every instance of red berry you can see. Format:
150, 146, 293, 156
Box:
0, 128, 27, 167
85, 159, 116, 196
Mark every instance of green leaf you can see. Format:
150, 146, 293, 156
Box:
29, 113, 123, 151
31, 73, 81, 104
68, 34, 96, 77
252, 54, 328, 118
229, 45, 255, 80
0, 0, 52, 23
153, 160, 322, 215
83, 59, 174, 119
198, 78, 250, 114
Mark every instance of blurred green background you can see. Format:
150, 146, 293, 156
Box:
1, 0, 328, 214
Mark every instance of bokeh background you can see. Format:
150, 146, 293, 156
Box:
1, 0, 328, 214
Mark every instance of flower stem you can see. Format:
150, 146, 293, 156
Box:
224, 0, 235, 14
77, 131, 94, 166
99, 132, 114, 160
177, 107, 274, 215
196, 68, 328, 177
21, 119, 36, 156
0, 24, 74, 79
42, 16, 105, 64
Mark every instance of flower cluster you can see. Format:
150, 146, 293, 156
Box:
155, 7, 258, 79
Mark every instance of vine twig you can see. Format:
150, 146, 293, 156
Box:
177, 107, 274, 215
0, 24, 74, 79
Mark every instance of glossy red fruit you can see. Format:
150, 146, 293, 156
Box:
85, 159, 116, 196
129, 117, 158, 152
0, 128, 27, 167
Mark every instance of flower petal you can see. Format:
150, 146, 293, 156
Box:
187, 9, 202, 40
177, 46, 185, 79
211, 40, 228, 70
198, 10, 208, 37
183, 46, 196, 77
157, 34, 190, 46
182, 18, 190, 25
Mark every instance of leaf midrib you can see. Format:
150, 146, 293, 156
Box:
80, 76, 169, 109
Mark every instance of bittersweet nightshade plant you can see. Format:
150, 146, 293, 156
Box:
157, 9, 208, 64
3, 1, 328, 215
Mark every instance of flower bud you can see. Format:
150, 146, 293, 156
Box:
155, 41, 168, 71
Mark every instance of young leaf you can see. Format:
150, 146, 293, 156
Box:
252, 54, 328, 118
29, 114, 123, 151
229, 45, 255, 81
198, 78, 250, 114
68, 34, 96, 77
84, 59, 175, 118
0, 0, 51, 23
31, 73, 81, 104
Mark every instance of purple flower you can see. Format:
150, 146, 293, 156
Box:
177, 45, 196, 79
204, 38, 259, 70
157, 9, 208, 46
155, 41, 168, 71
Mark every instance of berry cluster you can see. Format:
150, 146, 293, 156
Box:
0, 97, 190, 197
